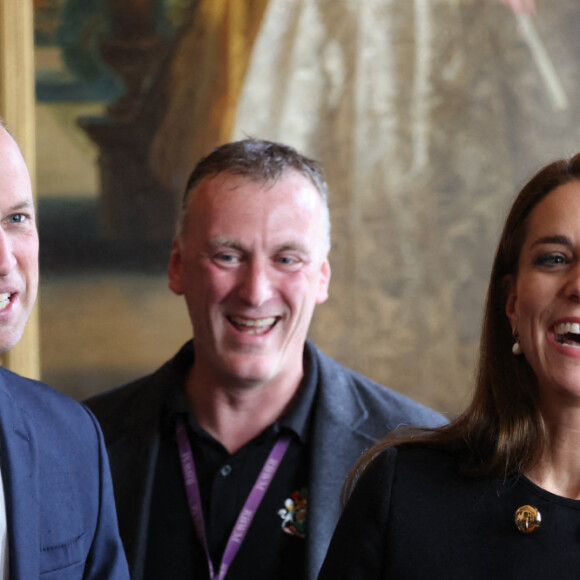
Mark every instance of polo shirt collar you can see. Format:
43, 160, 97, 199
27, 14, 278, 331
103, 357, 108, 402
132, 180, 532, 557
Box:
165, 341, 319, 445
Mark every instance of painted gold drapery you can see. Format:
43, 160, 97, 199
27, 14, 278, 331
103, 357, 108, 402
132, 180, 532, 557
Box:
150, 0, 270, 192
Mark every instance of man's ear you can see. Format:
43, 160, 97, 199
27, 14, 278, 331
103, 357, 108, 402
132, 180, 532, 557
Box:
316, 259, 331, 305
168, 236, 184, 296
504, 274, 518, 331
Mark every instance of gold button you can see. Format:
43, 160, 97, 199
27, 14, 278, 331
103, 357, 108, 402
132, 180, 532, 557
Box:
514, 505, 541, 533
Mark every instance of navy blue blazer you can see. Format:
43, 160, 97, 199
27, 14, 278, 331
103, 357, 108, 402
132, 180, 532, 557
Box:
0, 367, 129, 578
87, 340, 446, 580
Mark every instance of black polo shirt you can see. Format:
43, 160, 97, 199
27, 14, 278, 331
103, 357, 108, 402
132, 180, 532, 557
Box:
144, 349, 318, 580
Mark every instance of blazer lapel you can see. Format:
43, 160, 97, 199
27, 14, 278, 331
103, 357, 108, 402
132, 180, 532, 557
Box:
0, 372, 39, 578
305, 345, 376, 580
307, 410, 374, 580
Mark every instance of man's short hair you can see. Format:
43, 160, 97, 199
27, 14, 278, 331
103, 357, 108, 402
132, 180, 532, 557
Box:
178, 138, 331, 249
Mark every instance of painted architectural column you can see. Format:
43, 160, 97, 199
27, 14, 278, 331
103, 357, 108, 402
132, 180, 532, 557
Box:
0, 0, 40, 378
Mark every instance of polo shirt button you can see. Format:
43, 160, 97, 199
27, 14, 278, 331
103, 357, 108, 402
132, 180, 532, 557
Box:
220, 464, 232, 477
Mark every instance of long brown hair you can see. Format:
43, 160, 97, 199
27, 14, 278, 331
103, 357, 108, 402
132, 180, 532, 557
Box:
346, 154, 580, 499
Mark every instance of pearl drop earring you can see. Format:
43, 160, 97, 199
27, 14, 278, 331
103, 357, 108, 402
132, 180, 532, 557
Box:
512, 335, 522, 355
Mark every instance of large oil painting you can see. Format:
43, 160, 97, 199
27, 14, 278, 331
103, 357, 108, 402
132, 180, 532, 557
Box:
35, 0, 580, 414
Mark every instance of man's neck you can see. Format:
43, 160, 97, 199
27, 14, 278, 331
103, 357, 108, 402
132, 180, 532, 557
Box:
185, 368, 303, 454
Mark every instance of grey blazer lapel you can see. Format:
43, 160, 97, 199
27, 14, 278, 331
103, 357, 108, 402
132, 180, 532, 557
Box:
305, 348, 376, 580
307, 414, 375, 580
0, 374, 39, 578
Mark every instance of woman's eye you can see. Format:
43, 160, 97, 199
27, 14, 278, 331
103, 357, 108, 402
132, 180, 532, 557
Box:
535, 253, 568, 266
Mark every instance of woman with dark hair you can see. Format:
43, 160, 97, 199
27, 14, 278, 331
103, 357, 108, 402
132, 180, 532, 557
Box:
319, 154, 580, 579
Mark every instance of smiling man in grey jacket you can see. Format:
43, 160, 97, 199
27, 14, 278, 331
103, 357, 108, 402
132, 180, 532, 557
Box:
86, 138, 446, 580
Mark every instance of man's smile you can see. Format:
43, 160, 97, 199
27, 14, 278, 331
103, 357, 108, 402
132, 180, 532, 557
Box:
227, 315, 280, 335
0, 292, 13, 311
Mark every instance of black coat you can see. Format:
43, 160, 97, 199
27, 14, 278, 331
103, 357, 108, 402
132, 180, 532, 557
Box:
319, 446, 580, 579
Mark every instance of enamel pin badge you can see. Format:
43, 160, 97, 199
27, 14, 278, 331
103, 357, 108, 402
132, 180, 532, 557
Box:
278, 488, 307, 538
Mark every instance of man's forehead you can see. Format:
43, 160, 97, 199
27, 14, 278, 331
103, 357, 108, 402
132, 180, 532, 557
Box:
0, 126, 18, 158
0, 128, 32, 199
183, 170, 330, 254
198, 177, 321, 218
191, 194, 325, 257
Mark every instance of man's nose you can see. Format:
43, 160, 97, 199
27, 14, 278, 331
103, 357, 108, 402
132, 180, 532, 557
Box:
238, 260, 275, 307
0, 230, 16, 276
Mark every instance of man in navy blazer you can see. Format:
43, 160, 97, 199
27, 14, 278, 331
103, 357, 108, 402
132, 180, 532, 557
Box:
0, 121, 129, 578
86, 139, 446, 579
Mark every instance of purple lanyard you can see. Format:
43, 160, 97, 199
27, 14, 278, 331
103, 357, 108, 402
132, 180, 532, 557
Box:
176, 418, 291, 580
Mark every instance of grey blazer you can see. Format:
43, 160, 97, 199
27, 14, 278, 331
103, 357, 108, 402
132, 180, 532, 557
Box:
86, 340, 447, 580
